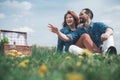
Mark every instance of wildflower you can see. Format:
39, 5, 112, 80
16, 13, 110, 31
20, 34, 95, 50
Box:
76, 62, 81, 67
65, 56, 71, 60
24, 59, 30, 63
103, 56, 109, 60
78, 55, 84, 59
19, 59, 30, 68
83, 49, 92, 57
19, 62, 26, 68
38, 64, 48, 77
66, 73, 85, 80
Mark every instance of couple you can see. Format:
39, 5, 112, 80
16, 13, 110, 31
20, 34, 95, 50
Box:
48, 8, 117, 55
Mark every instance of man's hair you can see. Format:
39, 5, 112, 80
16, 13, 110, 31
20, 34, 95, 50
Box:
83, 8, 93, 19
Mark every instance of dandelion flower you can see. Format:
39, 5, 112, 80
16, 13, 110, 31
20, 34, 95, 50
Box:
78, 55, 84, 59
24, 59, 30, 64
19, 59, 30, 68
19, 62, 26, 68
83, 49, 92, 57
104, 56, 109, 60
66, 73, 85, 80
65, 56, 71, 60
38, 64, 47, 77
76, 62, 81, 67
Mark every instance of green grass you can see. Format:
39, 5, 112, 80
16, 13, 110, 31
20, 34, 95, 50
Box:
0, 45, 120, 80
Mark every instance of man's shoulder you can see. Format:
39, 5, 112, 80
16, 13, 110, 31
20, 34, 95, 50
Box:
91, 21, 110, 29
92, 22, 105, 25
91, 22, 107, 27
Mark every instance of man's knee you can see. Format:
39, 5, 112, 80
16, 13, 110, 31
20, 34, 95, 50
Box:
81, 33, 90, 39
69, 45, 83, 55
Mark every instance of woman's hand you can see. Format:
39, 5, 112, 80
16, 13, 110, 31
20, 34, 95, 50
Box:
48, 24, 70, 42
48, 24, 59, 34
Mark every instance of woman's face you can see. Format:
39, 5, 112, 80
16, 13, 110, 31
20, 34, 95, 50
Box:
66, 14, 75, 26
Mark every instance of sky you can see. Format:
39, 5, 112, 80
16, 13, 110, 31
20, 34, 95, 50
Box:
0, 0, 120, 52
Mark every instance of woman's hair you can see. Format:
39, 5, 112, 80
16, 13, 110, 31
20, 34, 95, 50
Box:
63, 10, 79, 27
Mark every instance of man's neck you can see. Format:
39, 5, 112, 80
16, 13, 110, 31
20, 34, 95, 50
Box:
84, 19, 91, 28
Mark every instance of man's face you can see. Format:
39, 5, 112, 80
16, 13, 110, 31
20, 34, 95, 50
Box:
79, 10, 89, 23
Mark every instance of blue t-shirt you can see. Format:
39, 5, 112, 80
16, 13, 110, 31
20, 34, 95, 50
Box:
67, 22, 109, 48
57, 26, 77, 52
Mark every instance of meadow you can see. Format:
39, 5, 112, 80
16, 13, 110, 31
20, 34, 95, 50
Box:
0, 45, 120, 80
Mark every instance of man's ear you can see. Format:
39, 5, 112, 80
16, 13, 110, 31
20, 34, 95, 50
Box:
87, 13, 91, 19
86, 14, 90, 20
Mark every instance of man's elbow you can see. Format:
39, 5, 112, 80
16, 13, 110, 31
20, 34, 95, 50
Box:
107, 28, 113, 34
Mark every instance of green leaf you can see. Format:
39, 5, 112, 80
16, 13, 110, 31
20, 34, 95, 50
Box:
0, 37, 9, 45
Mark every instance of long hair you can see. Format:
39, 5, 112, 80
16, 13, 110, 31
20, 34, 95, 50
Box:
63, 10, 79, 27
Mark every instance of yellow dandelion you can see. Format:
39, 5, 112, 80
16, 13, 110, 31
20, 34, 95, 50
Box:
78, 55, 84, 59
65, 56, 71, 60
66, 73, 85, 80
103, 56, 109, 60
19, 62, 26, 68
83, 49, 92, 57
38, 64, 48, 77
18, 59, 30, 68
23, 59, 30, 64
76, 62, 81, 67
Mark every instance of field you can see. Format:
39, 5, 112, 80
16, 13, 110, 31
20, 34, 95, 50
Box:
0, 45, 120, 80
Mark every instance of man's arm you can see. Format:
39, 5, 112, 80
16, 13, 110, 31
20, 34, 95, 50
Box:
48, 24, 71, 42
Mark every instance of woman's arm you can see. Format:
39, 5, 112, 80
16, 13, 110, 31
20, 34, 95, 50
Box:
48, 24, 70, 42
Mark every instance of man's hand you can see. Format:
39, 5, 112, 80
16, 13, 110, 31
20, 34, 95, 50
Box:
101, 28, 113, 41
48, 24, 59, 34
101, 33, 109, 41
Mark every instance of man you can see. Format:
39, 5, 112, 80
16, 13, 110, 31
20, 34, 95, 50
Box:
69, 8, 117, 54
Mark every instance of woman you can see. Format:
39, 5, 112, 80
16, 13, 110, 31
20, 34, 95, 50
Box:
48, 10, 79, 52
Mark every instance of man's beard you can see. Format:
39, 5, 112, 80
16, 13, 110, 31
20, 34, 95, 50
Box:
79, 18, 86, 24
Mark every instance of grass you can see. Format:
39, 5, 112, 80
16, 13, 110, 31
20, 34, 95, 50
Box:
0, 45, 120, 80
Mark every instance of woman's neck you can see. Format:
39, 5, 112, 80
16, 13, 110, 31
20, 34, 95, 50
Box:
69, 24, 76, 31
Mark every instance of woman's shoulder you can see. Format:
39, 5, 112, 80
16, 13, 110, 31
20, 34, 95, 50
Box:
60, 26, 69, 31
62, 26, 69, 29
60, 26, 73, 34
